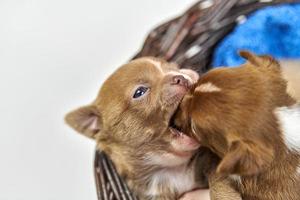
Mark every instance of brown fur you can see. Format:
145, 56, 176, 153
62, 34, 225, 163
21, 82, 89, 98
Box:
175, 51, 300, 200
65, 57, 241, 200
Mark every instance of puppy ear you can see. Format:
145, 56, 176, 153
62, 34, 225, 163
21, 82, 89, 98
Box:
216, 140, 274, 176
65, 105, 102, 139
239, 50, 280, 70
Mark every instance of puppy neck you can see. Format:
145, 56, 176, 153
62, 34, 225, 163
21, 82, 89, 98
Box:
99, 142, 200, 199
143, 163, 198, 199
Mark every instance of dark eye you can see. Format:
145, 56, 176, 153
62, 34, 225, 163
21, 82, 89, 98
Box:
133, 86, 149, 99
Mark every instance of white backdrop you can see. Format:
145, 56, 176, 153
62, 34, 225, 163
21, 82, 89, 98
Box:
0, 0, 195, 199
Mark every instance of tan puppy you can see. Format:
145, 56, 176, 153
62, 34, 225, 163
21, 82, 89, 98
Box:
65, 57, 241, 200
175, 52, 300, 200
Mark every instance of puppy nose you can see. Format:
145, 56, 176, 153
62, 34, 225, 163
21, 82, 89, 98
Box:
172, 75, 189, 88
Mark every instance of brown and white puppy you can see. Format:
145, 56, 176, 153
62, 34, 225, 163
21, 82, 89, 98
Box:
65, 57, 240, 200
175, 51, 300, 200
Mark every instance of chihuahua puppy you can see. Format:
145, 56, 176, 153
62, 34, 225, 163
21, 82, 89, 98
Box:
65, 57, 241, 200
175, 51, 300, 200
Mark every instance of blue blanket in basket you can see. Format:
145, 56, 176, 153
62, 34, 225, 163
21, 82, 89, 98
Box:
212, 3, 300, 67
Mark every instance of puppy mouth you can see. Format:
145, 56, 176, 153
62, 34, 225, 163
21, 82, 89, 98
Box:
168, 115, 200, 154
165, 73, 199, 149
166, 91, 188, 138
169, 116, 183, 137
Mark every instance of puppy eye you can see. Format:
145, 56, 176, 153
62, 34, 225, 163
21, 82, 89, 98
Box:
133, 86, 149, 99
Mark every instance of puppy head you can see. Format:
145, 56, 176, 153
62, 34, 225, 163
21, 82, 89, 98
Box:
65, 57, 200, 171
175, 51, 295, 176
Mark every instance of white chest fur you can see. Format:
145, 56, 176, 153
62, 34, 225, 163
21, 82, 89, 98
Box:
275, 105, 300, 151
146, 165, 198, 198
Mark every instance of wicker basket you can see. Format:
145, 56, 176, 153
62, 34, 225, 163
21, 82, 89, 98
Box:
94, 0, 299, 199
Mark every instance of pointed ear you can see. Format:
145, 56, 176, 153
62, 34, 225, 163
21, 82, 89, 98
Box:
216, 140, 274, 176
239, 50, 280, 69
65, 105, 102, 139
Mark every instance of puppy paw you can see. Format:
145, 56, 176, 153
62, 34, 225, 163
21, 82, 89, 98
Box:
179, 189, 210, 200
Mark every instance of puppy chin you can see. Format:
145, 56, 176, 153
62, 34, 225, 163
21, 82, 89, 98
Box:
144, 129, 199, 168
170, 128, 200, 154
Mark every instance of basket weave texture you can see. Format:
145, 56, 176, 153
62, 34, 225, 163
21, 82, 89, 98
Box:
94, 0, 299, 199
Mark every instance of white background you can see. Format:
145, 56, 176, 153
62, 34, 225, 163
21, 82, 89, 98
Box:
0, 0, 195, 199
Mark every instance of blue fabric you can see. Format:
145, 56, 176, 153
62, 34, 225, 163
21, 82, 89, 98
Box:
212, 3, 300, 67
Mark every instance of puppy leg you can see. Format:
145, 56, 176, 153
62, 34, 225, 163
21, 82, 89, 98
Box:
178, 178, 241, 200
209, 174, 242, 200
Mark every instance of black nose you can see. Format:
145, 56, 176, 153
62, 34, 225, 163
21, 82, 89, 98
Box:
172, 75, 189, 88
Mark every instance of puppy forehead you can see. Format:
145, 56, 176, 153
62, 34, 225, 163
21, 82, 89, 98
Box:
106, 58, 165, 83
143, 58, 164, 73
122, 57, 166, 78
97, 58, 171, 100
138, 57, 179, 74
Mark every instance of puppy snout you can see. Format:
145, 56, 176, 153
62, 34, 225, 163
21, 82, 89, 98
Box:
172, 75, 189, 88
